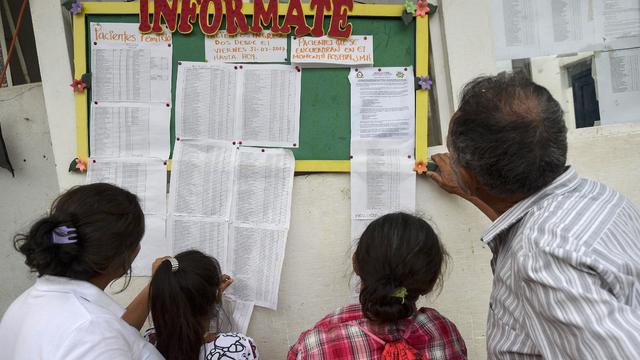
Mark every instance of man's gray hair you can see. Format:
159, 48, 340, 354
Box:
448, 72, 568, 197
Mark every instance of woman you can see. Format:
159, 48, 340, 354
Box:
0, 183, 163, 359
289, 212, 467, 359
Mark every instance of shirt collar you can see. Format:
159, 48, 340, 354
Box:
481, 166, 580, 246
35, 275, 126, 317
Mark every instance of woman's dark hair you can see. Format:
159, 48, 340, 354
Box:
355, 212, 447, 323
150, 250, 223, 360
14, 183, 145, 283
448, 71, 568, 197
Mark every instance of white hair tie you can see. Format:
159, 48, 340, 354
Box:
167, 257, 179, 272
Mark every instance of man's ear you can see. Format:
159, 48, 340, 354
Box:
456, 165, 479, 197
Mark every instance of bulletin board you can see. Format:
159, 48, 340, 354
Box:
73, 2, 429, 172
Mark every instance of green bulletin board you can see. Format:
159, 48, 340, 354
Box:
73, 2, 429, 172
75, 3, 427, 172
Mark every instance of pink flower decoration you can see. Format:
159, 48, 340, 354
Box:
413, 160, 427, 174
70, 79, 87, 93
416, 0, 430, 17
75, 158, 87, 172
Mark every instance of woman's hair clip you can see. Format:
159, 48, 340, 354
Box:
51, 226, 78, 245
391, 287, 408, 304
167, 257, 179, 272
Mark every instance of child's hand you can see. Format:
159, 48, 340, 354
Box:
152, 256, 171, 276
220, 274, 233, 293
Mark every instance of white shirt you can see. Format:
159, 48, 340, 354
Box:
0, 276, 164, 360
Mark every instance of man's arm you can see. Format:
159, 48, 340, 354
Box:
519, 247, 640, 359
426, 153, 498, 221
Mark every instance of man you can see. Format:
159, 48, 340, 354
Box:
428, 72, 640, 359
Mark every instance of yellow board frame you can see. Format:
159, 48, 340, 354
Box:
73, 2, 429, 172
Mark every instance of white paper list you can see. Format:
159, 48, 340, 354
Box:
175, 62, 240, 142
240, 65, 301, 148
232, 147, 295, 228
175, 61, 301, 147
595, 47, 640, 124
493, 0, 541, 60
226, 225, 288, 310
349, 67, 415, 142
545, 0, 596, 55
492, 0, 640, 59
596, 0, 640, 50
349, 65, 417, 298
169, 139, 237, 218
350, 140, 416, 220
218, 298, 255, 335
90, 22, 172, 104
87, 157, 167, 215
168, 140, 295, 312
131, 215, 169, 276
90, 102, 170, 159
168, 215, 229, 269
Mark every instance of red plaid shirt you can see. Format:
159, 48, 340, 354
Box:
288, 304, 467, 360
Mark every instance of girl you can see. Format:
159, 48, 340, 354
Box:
0, 183, 163, 359
146, 250, 259, 360
289, 212, 467, 359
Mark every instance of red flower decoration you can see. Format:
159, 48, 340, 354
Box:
75, 158, 87, 172
413, 160, 427, 174
70, 79, 87, 93
416, 0, 430, 17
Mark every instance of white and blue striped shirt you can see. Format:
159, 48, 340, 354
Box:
484, 167, 640, 359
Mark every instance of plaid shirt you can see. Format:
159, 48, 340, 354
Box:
288, 304, 467, 360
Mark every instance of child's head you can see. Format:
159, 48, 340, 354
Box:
354, 212, 447, 322
14, 183, 145, 282
150, 250, 223, 360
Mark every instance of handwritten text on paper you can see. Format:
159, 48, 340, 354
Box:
291, 36, 373, 66
205, 32, 288, 63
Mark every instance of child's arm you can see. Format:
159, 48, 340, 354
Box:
122, 257, 169, 331
122, 284, 151, 331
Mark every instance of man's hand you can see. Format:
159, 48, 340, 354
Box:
426, 153, 469, 198
427, 153, 499, 221
220, 274, 233, 294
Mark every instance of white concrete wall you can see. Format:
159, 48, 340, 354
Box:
30, 0, 84, 190
0, 84, 60, 312
0, 1, 636, 359
109, 124, 640, 360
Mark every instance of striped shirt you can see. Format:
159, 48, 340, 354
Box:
484, 167, 640, 359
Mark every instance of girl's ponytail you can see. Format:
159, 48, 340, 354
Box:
359, 277, 418, 323
150, 251, 223, 360
13, 183, 145, 282
15, 212, 85, 276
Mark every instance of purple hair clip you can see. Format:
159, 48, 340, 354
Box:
51, 226, 78, 245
